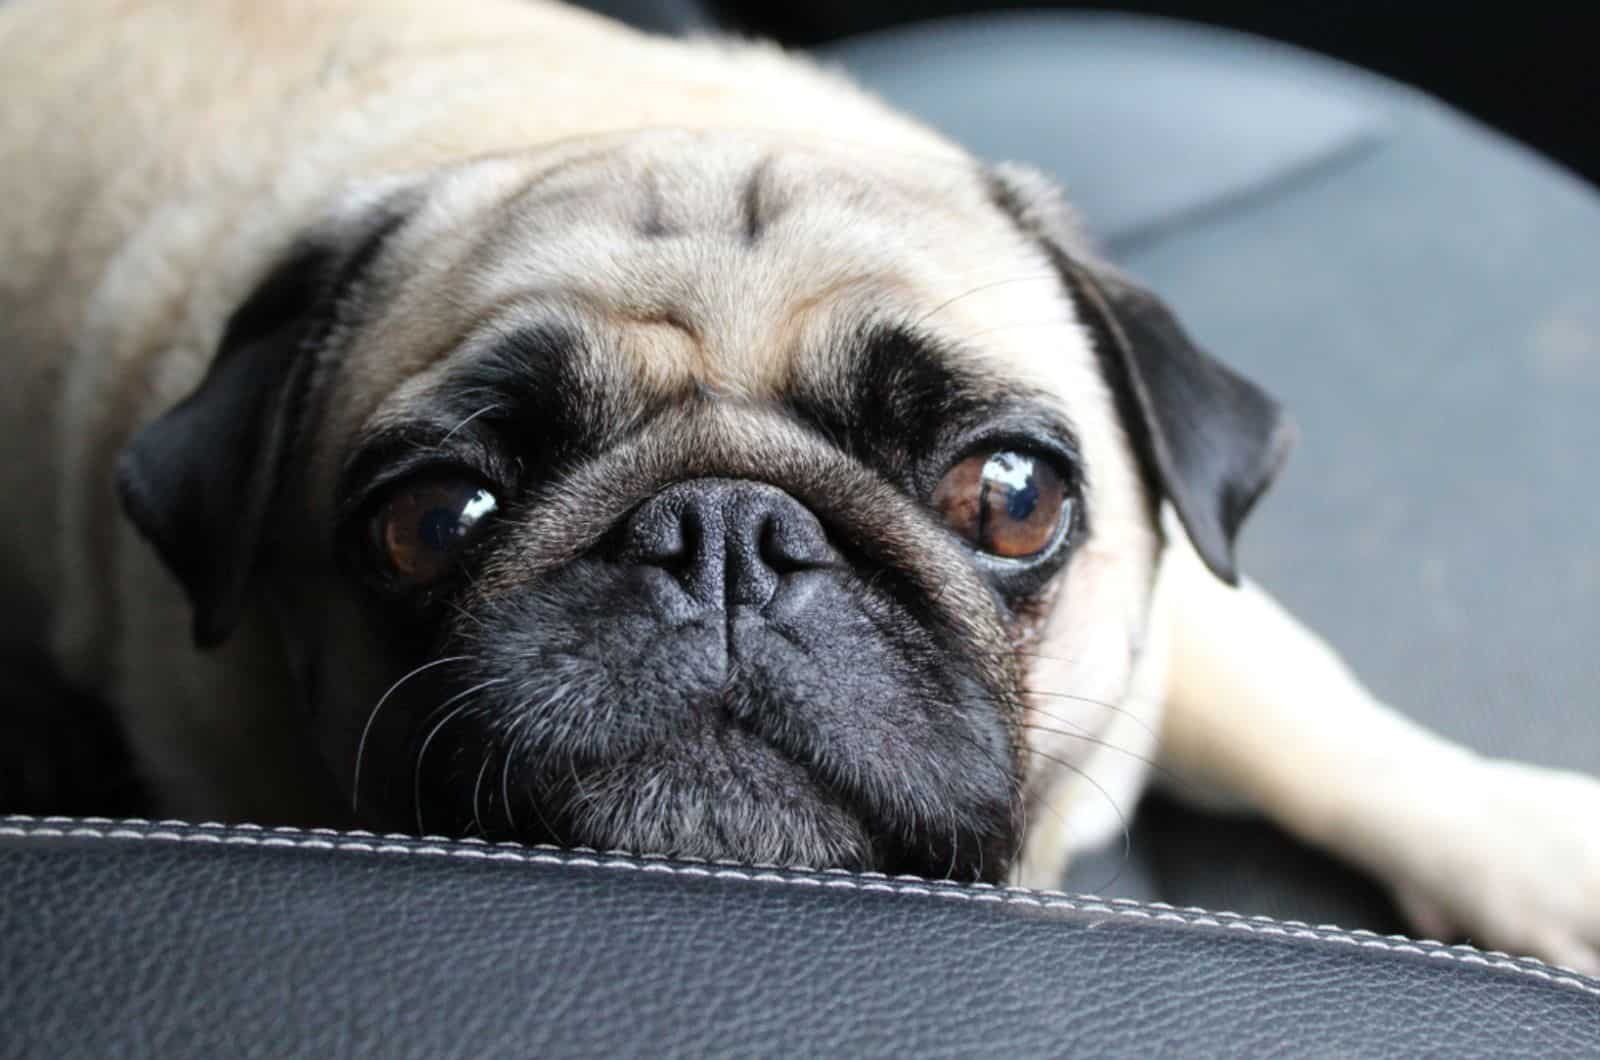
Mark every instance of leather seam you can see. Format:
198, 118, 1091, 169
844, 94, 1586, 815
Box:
1102, 129, 1386, 257
4, 814, 1599, 999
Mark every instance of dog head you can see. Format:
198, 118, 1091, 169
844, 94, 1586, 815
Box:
119, 131, 1290, 879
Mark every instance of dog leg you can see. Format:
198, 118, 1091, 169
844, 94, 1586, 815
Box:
1157, 536, 1600, 976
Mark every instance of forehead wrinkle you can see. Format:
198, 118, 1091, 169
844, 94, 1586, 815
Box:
359, 140, 1085, 449
363, 288, 709, 449
355, 301, 587, 436
321, 160, 617, 443
511, 286, 709, 394
465, 142, 639, 251
457, 154, 1015, 393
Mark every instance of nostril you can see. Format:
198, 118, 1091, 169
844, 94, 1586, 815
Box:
619, 480, 838, 610
673, 506, 703, 569
627, 497, 698, 569
759, 507, 834, 573
758, 516, 797, 573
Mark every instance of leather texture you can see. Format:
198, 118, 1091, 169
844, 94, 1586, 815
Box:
3, 816, 1598, 1059
818, 12, 1390, 249
573, 0, 711, 34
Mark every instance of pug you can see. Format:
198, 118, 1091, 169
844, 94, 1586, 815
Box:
2, 0, 1597, 973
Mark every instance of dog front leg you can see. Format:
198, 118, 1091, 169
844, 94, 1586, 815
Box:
1157, 535, 1600, 975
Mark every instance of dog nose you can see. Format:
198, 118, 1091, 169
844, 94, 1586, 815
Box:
621, 478, 837, 608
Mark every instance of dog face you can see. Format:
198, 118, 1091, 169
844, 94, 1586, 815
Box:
118, 131, 1288, 879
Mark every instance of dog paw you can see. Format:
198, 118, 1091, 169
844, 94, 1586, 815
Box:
1391, 759, 1600, 977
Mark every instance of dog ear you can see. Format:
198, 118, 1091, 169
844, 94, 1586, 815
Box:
986, 163, 1295, 585
117, 197, 411, 649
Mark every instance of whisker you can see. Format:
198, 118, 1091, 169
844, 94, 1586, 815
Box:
1021, 743, 1132, 893
411, 678, 507, 835
908, 272, 1059, 332
942, 318, 1078, 345
944, 803, 960, 881
500, 718, 522, 835
1021, 691, 1164, 746
499, 710, 564, 842
471, 753, 494, 839
352, 654, 472, 815
952, 646, 1092, 668
446, 598, 490, 633
961, 647, 1160, 675
1019, 720, 1188, 792
439, 403, 502, 445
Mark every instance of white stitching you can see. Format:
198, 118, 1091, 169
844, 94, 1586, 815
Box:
3, 814, 1598, 1000
0, 817, 1536, 950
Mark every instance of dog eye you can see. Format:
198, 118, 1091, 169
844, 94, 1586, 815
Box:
932, 451, 1069, 559
373, 479, 498, 585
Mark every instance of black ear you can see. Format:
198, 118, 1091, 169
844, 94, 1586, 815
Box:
117, 204, 409, 648
987, 164, 1294, 584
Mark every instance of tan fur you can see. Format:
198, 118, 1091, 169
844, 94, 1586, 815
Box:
0, 0, 1152, 841
4, 0, 1597, 975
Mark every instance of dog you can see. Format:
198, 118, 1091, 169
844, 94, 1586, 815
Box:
2, 0, 1597, 973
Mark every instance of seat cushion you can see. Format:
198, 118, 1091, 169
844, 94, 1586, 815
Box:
818, 13, 1391, 249
6, 817, 1598, 1059
569, 0, 712, 34
821, 13, 1600, 928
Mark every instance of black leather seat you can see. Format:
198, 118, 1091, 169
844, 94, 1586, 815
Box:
6, 6, 1599, 1055
5, 816, 1598, 1057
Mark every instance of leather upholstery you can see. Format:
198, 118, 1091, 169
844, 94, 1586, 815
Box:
818, 13, 1391, 249
3, 816, 1597, 1058
573, 0, 711, 34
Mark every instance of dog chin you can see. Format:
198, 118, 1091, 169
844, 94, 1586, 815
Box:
403, 708, 1011, 880
387, 670, 1019, 880
547, 733, 879, 870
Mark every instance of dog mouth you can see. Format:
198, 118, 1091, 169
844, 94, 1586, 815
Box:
370, 631, 1020, 881
403, 685, 995, 878
515, 723, 880, 870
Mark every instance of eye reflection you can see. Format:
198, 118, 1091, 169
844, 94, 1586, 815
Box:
932, 450, 1068, 560
375, 480, 498, 585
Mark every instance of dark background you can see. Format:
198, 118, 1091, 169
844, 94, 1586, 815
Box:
716, 3, 1599, 189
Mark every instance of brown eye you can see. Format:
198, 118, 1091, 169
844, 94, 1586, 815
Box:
932, 450, 1069, 559
374, 479, 498, 585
